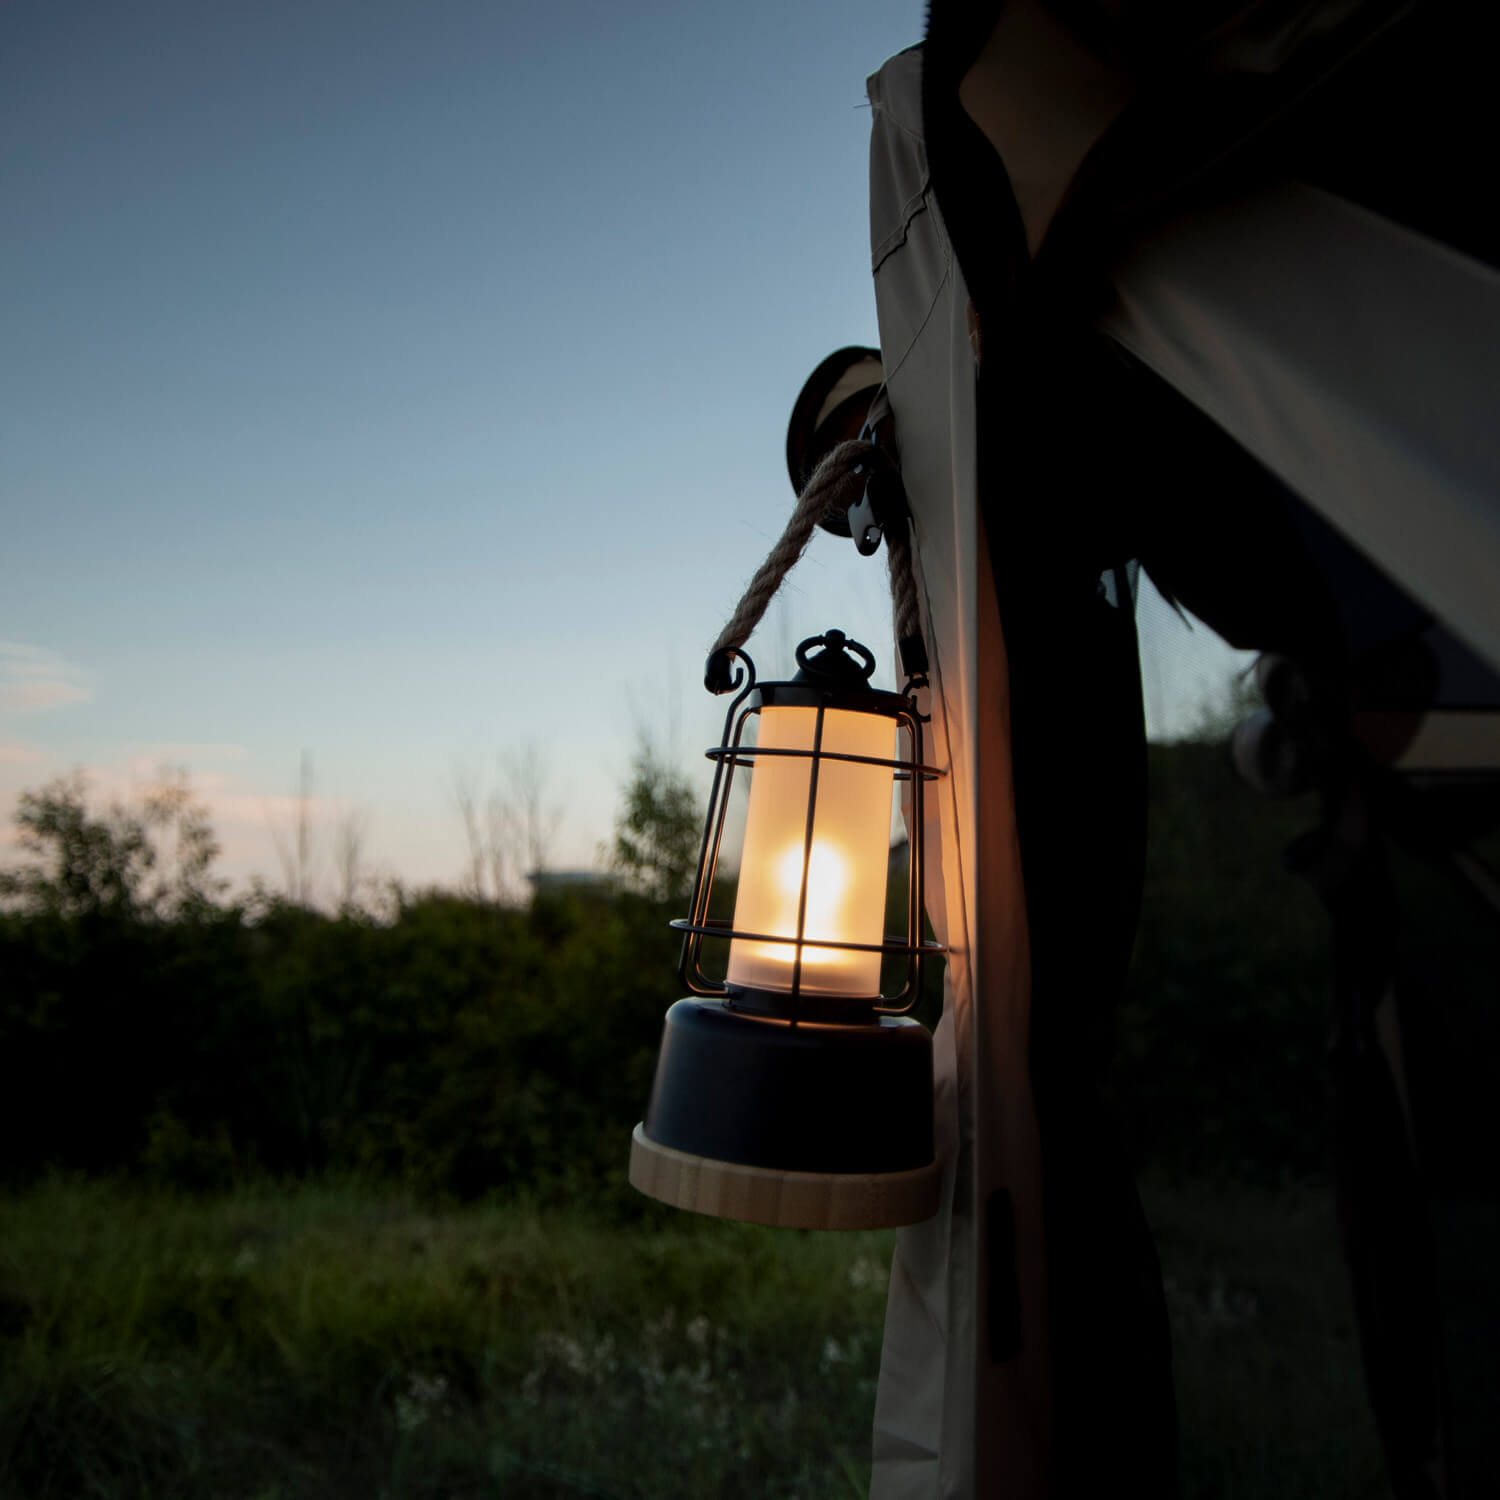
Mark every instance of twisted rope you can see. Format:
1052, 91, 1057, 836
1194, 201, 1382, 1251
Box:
883, 512, 923, 652
710, 439, 867, 657
711, 439, 926, 675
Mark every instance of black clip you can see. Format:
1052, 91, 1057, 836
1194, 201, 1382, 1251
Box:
848, 425, 905, 557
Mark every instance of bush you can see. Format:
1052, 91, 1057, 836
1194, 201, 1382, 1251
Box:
0, 770, 691, 1203
0, 737, 1349, 1196
1113, 741, 1331, 1177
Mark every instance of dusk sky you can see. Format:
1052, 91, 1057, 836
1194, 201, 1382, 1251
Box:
2, 0, 1245, 898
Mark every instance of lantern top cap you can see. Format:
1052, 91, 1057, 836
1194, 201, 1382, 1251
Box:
702, 629, 899, 708
792, 629, 876, 693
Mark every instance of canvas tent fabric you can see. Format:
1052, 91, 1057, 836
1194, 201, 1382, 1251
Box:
865, 47, 1048, 1500
862, 3, 1500, 1495
1102, 179, 1500, 678
1091, 145, 1500, 1500
866, 38, 1180, 1500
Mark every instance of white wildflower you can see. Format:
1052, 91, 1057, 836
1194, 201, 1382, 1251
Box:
394, 1372, 450, 1433
535, 1331, 591, 1377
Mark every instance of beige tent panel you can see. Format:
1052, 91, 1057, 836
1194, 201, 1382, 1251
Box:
867, 48, 1050, 1500
1104, 181, 1500, 673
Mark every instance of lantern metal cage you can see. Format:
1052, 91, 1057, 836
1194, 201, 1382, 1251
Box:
629, 628, 948, 1231
674, 628, 945, 1018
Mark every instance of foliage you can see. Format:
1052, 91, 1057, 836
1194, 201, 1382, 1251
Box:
0, 770, 224, 920
1114, 740, 1330, 1177
0, 732, 1349, 1194
0, 1179, 893, 1500
0, 886, 682, 1200
1139, 1172, 1391, 1498
0, 723, 1439, 1498
0, 769, 689, 1201
1177, 663, 1262, 747
0, 1175, 1390, 1500
610, 743, 701, 905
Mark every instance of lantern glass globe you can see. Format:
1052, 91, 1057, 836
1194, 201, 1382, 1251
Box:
726, 704, 894, 1000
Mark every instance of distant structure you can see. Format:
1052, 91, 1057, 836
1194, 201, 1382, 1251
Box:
524, 869, 617, 902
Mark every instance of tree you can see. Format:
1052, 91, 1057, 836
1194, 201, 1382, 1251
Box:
269, 749, 319, 906
494, 743, 564, 890
610, 742, 700, 905
1180, 664, 1262, 745
333, 806, 371, 912
138, 769, 226, 913
0, 769, 223, 919
452, 761, 488, 901
452, 744, 564, 904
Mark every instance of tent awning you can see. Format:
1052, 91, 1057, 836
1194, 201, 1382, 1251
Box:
1102, 180, 1500, 674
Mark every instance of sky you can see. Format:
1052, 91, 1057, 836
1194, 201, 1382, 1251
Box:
1, 0, 1247, 900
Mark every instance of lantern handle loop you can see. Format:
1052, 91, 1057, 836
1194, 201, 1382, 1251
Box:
795, 629, 876, 683
709, 401, 930, 703
710, 440, 873, 661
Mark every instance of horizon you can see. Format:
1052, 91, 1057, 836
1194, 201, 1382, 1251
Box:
1, 1, 1250, 899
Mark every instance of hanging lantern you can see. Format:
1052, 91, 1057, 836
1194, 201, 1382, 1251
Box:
629, 628, 945, 1230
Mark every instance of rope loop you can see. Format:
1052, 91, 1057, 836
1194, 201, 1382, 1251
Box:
711, 441, 928, 685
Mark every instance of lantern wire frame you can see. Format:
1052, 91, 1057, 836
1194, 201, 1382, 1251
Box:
671, 640, 947, 1020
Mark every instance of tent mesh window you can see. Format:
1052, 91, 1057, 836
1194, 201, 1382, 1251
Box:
1123, 560, 1500, 1498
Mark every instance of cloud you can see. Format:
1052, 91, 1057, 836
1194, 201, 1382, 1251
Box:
0, 642, 90, 714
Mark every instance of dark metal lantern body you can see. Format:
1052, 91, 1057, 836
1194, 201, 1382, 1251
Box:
629, 630, 945, 1228
643, 1001, 935, 1175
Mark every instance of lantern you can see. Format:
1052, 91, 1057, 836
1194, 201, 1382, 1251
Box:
629, 629, 945, 1230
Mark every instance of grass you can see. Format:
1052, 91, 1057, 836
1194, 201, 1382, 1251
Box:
0, 1179, 892, 1500
0, 1175, 1393, 1499
1141, 1173, 1392, 1500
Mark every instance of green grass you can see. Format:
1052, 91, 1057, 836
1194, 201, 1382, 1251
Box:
0, 1176, 1394, 1499
0, 1179, 892, 1500
1142, 1173, 1392, 1500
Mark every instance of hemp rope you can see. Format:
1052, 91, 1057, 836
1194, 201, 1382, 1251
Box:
711, 439, 924, 670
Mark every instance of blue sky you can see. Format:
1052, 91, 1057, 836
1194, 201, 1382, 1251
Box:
1, 0, 1245, 897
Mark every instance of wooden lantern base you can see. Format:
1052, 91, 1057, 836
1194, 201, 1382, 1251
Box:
629, 1123, 942, 1231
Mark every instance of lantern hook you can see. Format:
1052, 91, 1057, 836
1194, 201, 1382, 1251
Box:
900, 671, 933, 722
704, 644, 756, 697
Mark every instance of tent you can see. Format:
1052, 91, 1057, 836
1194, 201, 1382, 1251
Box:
838, 5, 1500, 1497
